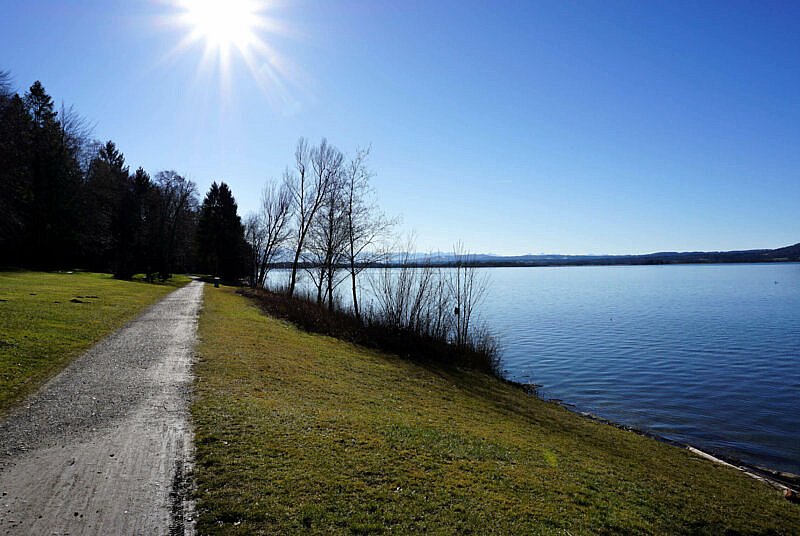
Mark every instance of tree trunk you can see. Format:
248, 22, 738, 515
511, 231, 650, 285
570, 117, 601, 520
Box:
327, 266, 334, 311
288, 247, 301, 296
350, 262, 360, 321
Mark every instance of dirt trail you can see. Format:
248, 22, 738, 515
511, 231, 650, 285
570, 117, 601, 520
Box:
0, 280, 203, 535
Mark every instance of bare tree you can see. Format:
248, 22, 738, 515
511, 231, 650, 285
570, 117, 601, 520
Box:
301, 143, 349, 309
370, 235, 451, 336
342, 147, 395, 320
247, 177, 293, 288
319, 163, 347, 310
244, 213, 264, 287
369, 238, 491, 354
153, 170, 198, 277
370, 247, 413, 328
58, 102, 95, 174
0, 70, 12, 99
448, 242, 488, 348
286, 138, 342, 296
302, 240, 328, 303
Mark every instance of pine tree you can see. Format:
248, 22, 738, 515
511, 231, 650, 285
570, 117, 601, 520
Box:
130, 167, 156, 279
24, 81, 57, 128
197, 182, 246, 281
82, 141, 131, 273
0, 89, 34, 264
23, 81, 82, 268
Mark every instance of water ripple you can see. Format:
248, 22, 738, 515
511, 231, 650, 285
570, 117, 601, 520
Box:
483, 263, 800, 473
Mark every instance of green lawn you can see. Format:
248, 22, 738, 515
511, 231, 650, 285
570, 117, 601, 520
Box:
0, 271, 189, 414
193, 285, 799, 535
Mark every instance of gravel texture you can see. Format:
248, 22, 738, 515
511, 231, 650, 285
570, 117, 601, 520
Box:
0, 280, 203, 535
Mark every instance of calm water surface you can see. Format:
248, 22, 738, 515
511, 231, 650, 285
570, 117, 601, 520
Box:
481, 263, 800, 473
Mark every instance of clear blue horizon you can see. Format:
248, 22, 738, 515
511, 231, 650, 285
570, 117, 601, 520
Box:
2, 1, 798, 255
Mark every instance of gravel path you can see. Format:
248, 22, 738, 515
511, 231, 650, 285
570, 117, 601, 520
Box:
0, 280, 203, 535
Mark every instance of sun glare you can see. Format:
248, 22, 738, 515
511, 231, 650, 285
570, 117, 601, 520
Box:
163, 0, 299, 107
180, 0, 260, 51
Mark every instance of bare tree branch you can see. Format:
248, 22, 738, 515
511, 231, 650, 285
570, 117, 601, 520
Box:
286, 138, 343, 298
246, 176, 293, 288
341, 146, 396, 320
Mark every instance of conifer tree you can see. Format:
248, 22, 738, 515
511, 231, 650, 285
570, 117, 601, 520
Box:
82, 141, 130, 272
0, 81, 33, 263
197, 182, 246, 281
23, 81, 82, 268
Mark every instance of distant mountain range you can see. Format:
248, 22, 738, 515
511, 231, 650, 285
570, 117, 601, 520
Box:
390, 243, 800, 267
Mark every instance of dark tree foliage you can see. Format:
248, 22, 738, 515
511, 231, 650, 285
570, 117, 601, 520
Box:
0, 74, 205, 278
24, 81, 57, 127
22, 81, 83, 268
129, 167, 158, 278
197, 182, 247, 281
0, 78, 33, 261
151, 171, 199, 279
82, 141, 130, 273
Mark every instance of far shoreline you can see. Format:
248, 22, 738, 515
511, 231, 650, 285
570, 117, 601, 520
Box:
251, 239, 800, 271
374, 259, 800, 269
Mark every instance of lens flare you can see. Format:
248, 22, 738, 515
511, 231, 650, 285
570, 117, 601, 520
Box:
161, 0, 300, 108
181, 0, 260, 49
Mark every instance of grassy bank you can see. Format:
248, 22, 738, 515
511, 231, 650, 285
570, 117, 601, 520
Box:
193, 285, 799, 534
0, 271, 189, 414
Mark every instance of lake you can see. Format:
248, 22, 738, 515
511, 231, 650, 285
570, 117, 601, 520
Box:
274, 263, 800, 474
481, 263, 800, 474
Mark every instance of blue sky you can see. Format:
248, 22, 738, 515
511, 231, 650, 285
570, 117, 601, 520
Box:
2, 0, 798, 255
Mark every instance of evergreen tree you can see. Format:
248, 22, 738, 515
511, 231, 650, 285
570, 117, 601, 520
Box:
24, 81, 57, 127
130, 167, 156, 279
197, 182, 246, 280
23, 81, 82, 268
0, 75, 201, 276
82, 141, 130, 273
0, 88, 34, 264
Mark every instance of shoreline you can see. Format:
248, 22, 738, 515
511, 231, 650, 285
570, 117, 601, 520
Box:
576, 407, 800, 493
508, 379, 800, 494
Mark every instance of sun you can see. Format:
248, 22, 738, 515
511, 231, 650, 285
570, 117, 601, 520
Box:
178, 0, 261, 52
161, 0, 299, 106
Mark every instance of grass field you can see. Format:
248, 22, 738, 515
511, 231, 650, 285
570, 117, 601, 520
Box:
0, 271, 189, 414
193, 285, 800, 535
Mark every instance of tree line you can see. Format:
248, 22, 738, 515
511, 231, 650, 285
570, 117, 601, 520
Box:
246, 138, 496, 369
0, 73, 391, 294
1, 71, 495, 370
0, 73, 247, 280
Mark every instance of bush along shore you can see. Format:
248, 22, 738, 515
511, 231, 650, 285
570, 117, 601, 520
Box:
240, 286, 499, 375
192, 285, 800, 534
240, 245, 502, 377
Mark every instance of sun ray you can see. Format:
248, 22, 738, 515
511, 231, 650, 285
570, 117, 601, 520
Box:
159, 0, 300, 108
